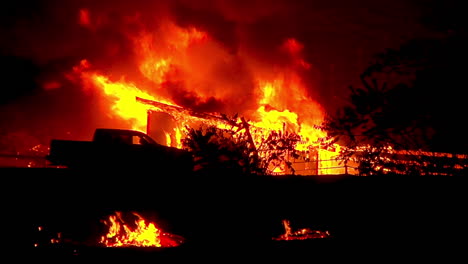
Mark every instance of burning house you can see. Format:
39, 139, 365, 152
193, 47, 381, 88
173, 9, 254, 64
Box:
140, 96, 346, 176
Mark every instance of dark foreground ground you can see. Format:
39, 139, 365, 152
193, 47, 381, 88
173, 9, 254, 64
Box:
2, 168, 467, 262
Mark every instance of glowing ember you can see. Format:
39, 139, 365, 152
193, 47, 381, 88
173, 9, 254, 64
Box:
100, 211, 184, 248
273, 219, 331, 241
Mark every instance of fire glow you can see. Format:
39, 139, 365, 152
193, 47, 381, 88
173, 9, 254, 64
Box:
71, 11, 343, 175
100, 211, 184, 248
273, 219, 331, 241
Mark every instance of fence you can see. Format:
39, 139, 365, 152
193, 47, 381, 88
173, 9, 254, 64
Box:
290, 158, 359, 176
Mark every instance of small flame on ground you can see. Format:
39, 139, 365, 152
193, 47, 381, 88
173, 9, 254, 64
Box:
100, 211, 184, 248
273, 219, 331, 241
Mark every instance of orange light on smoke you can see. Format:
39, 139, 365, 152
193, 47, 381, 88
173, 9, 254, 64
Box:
136, 22, 208, 84
78, 8, 91, 27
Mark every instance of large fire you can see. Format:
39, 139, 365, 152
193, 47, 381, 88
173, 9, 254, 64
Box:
71, 11, 344, 175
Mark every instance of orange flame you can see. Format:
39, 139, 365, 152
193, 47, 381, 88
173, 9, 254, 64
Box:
100, 211, 184, 248
91, 75, 155, 132
273, 219, 331, 241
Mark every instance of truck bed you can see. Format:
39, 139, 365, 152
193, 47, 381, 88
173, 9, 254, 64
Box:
47, 139, 194, 173
47, 140, 96, 167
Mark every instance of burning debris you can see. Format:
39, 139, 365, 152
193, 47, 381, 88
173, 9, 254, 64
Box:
273, 219, 331, 241
100, 211, 184, 248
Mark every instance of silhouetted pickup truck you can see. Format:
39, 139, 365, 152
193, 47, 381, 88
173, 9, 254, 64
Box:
46, 128, 194, 173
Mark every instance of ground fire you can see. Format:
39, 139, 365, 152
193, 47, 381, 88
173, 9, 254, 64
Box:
273, 219, 331, 241
100, 211, 184, 248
